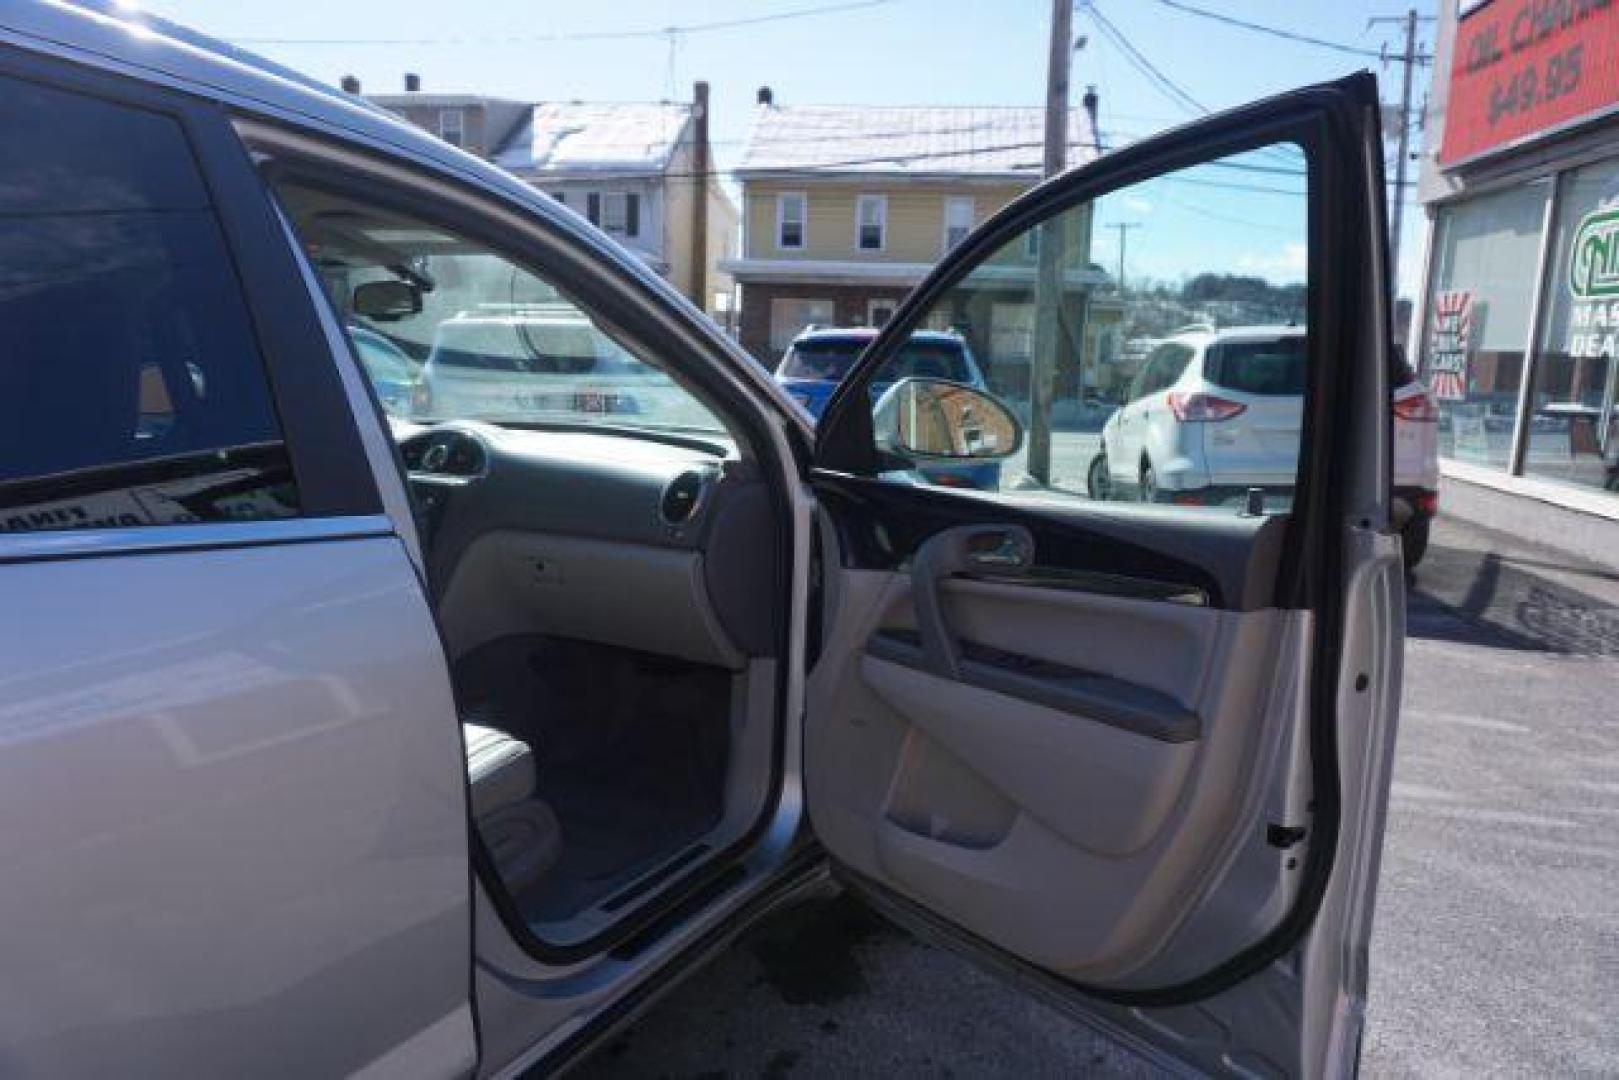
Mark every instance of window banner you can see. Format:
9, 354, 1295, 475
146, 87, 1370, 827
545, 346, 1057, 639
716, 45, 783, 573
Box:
1429, 289, 1475, 400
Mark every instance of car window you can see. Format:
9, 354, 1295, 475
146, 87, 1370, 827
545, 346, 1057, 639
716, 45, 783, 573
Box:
1203, 337, 1307, 395
781, 338, 973, 384
853, 142, 1310, 512
0, 74, 299, 534
273, 180, 728, 436
1140, 343, 1194, 397
780, 340, 863, 381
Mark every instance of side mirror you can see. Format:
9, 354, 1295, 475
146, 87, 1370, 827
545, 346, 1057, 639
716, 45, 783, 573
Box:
873, 378, 1023, 462
352, 279, 423, 322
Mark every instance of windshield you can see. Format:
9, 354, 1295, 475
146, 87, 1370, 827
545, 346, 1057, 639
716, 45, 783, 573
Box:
780, 338, 973, 384
276, 181, 728, 436
1202, 337, 1307, 396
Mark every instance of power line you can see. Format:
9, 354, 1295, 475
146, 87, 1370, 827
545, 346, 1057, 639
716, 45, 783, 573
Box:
1085, 4, 1304, 172
232, 0, 896, 46
1146, 0, 1381, 60
1087, 4, 1206, 116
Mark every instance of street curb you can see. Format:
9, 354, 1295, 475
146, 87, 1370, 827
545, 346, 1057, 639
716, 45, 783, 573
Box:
1437, 465, 1619, 576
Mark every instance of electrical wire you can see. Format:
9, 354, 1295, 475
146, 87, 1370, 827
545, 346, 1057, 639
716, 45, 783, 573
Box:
1146, 0, 1382, 60
231, 0, 897, 46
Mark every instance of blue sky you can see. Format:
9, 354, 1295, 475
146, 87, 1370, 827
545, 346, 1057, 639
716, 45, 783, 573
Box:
137, 0, 1433, 294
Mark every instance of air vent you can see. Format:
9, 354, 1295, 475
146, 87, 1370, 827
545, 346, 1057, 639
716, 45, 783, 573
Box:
660, 470, 708, 525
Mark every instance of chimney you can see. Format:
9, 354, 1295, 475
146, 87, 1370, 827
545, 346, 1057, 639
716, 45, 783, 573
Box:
690, 81, 711, 310
340, 75, 361, 94
756, 86, 774, 106
404, 73, 421, 92
1081, 84, 1102, 155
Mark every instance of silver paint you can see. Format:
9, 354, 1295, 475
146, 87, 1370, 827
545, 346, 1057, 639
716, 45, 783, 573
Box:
0, 538, 472, 1076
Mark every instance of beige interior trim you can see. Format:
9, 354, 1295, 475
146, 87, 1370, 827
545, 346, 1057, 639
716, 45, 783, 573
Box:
807, 568, 1298, 983
437, 530, 745, 669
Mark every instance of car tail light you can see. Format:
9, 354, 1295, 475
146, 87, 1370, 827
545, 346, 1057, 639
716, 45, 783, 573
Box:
1167, 391, 1246, 422
928, 471, 977, 489
1393, 389, 1439, 422
1414, 490, 1439, 516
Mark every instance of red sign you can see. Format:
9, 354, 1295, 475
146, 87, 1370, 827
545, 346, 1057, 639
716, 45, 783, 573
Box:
1428, 290, 1473, 400
1440, 0, 1619, 165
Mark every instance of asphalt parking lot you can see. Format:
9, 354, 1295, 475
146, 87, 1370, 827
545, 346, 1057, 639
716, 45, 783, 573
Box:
574, 515, 1619, 1079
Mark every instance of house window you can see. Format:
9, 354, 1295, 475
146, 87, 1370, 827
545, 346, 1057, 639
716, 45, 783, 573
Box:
857, 194, 886, 251
586, 192, 641, 239
777, 192, 806, 250
867, 299, 897, 328
944, 196, 975, 251
601, 192, 641, 239
438, 108, 465, 148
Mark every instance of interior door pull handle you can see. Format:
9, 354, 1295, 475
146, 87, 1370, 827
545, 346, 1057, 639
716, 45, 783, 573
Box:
910, 525, 1035, 680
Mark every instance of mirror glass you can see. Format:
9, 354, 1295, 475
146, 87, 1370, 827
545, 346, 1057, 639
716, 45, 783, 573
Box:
352, 279, 423, 321
874, 378, 1023, 460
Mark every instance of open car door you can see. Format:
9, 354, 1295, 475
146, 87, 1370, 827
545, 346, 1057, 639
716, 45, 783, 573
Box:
803, 73, 1402, 1077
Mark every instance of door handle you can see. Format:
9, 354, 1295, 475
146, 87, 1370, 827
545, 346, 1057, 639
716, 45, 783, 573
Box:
909, 525, 1034, 680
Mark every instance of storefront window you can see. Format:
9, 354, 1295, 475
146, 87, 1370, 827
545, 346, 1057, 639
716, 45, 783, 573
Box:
1423, 180, 1551, 470
1523, 156, 1619, 495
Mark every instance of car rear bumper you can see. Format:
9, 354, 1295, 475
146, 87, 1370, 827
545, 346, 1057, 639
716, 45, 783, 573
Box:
1392, 484, 1439, 527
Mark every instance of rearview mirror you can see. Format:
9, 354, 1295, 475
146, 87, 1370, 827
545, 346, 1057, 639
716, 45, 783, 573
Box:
352, 279, 423, 322
873, 378, 1023, 461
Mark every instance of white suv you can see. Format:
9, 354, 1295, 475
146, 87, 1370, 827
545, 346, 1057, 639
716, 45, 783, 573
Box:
1091, 326, 1306, 506
1090, 327, 1441, 566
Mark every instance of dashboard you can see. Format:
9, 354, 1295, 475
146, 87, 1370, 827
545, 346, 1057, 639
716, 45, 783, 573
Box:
397, 422, 779, 667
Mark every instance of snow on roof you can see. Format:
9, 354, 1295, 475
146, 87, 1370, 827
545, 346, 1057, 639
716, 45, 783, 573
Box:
735, 104, 1097, 178
495, 102, 692, 175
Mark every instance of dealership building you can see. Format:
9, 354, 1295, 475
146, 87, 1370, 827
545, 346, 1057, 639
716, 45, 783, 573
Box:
1414, 0, 1619, 528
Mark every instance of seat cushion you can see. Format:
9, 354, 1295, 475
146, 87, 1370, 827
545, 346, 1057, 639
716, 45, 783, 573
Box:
463, 722, 535, 821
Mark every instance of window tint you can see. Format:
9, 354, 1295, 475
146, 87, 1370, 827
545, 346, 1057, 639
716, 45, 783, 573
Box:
0, 75, 298, 534
851, 143, 1310, 512
1203, 337, 1307, 396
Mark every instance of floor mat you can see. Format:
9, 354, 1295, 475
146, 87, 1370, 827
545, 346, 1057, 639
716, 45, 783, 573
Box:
456, 635, 730, 921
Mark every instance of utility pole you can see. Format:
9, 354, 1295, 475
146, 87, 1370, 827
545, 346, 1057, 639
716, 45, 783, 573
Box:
1370, 8, 1432, 286
1026, 0, 1073, 485
1108, 222, 1140, 293
690, 80, 711, 312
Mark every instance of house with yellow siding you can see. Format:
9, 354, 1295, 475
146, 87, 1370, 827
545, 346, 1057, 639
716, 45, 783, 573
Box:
722, 93, 1109, 396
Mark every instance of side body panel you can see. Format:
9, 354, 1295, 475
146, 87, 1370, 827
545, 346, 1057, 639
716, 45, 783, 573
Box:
0, 531, 474, 1077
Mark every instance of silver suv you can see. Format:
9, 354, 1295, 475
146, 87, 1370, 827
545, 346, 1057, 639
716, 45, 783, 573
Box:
0, 7, 1406, 1077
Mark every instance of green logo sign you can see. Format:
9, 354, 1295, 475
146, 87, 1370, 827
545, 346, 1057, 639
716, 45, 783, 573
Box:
1570, 206, 1619, 300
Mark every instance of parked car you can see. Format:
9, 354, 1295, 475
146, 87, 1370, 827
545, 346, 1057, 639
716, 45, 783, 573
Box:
413, 307, 647, 421
776, 326, 1003, 489
1391, 345, 1441, 567
1088, 325, 1307, 506
1088, 329, 1441, 566
347, 323, 420, 417
0, 6, 1405, 1076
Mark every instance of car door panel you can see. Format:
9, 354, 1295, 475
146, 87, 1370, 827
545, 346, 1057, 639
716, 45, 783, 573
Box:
0, 532, 474, 1077
806, 72, 1399, 1078
807, 518, 1297, 983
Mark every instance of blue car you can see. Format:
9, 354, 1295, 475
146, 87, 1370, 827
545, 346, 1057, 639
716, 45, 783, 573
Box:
775, 327, 1003, 489
347, 324, 421, 417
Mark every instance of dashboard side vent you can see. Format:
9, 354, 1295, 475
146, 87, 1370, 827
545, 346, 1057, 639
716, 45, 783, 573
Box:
660, 470, 707, 525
